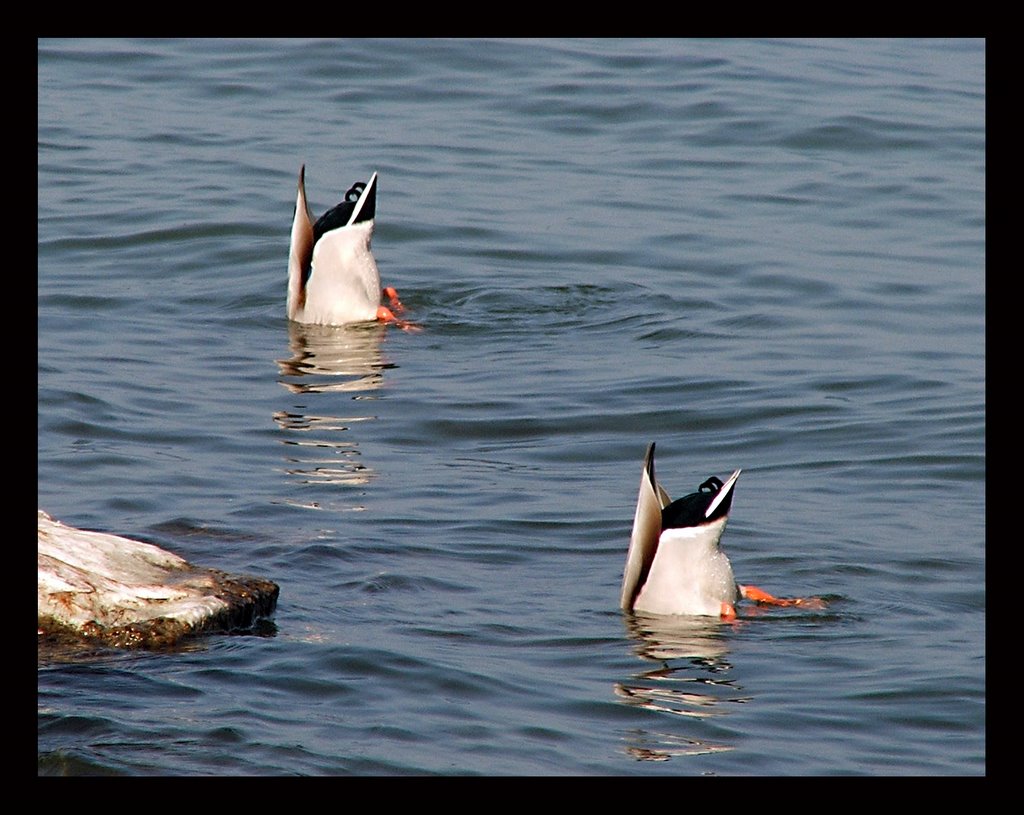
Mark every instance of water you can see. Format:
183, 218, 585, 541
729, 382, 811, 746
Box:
37, 38, 985, 775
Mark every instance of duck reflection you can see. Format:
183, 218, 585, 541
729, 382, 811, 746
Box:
277, 320, 394, 394
273, 321, 394, 499
624, 612, 733, 664
616, 613, 750, 761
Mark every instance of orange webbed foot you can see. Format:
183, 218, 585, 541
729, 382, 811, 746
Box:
378, 287, 421, 331
382, 286, 406, 314
739, 584, 826, 610
376, 305, 422, 332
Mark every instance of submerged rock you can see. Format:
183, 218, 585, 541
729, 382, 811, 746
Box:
37, 510, 279, 650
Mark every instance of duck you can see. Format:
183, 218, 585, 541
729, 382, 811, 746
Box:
287, 165, 406, 326
621, 442, 818, 619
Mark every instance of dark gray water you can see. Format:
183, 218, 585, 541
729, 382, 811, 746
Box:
38, 38, 984, 775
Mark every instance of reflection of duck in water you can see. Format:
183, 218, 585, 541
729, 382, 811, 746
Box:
615, 613, 741, 759
287, 166, 410, 328
621, 443, 823, 619
277, 319, 393, 395
273, 322, 394, 497
623, 612, 731, 663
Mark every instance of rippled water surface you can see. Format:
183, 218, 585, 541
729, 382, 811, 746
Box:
38, 38, 985, 775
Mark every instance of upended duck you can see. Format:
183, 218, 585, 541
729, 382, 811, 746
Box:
287, 165, 408, 327
621, 442, 822, 619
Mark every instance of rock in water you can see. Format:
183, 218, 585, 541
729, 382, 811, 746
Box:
37, 510, 279, 649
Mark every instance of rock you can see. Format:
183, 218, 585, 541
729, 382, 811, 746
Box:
37, 510, 279, 650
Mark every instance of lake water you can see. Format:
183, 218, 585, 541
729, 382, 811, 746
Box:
37, 38, 985, 775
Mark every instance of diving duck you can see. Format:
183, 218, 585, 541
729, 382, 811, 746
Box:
287, 166, 405, 326
621, 442, 819, 619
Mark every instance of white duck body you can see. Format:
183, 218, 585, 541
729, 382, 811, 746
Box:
621, 442, 742, 617
288, 167, 382, 326
630, 516, 737, 616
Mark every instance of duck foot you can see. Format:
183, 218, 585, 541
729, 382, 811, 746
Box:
376, 304, 421, 332
383, 286, 405, 314
739, 584, 826, 610
377, 286, 421, 331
